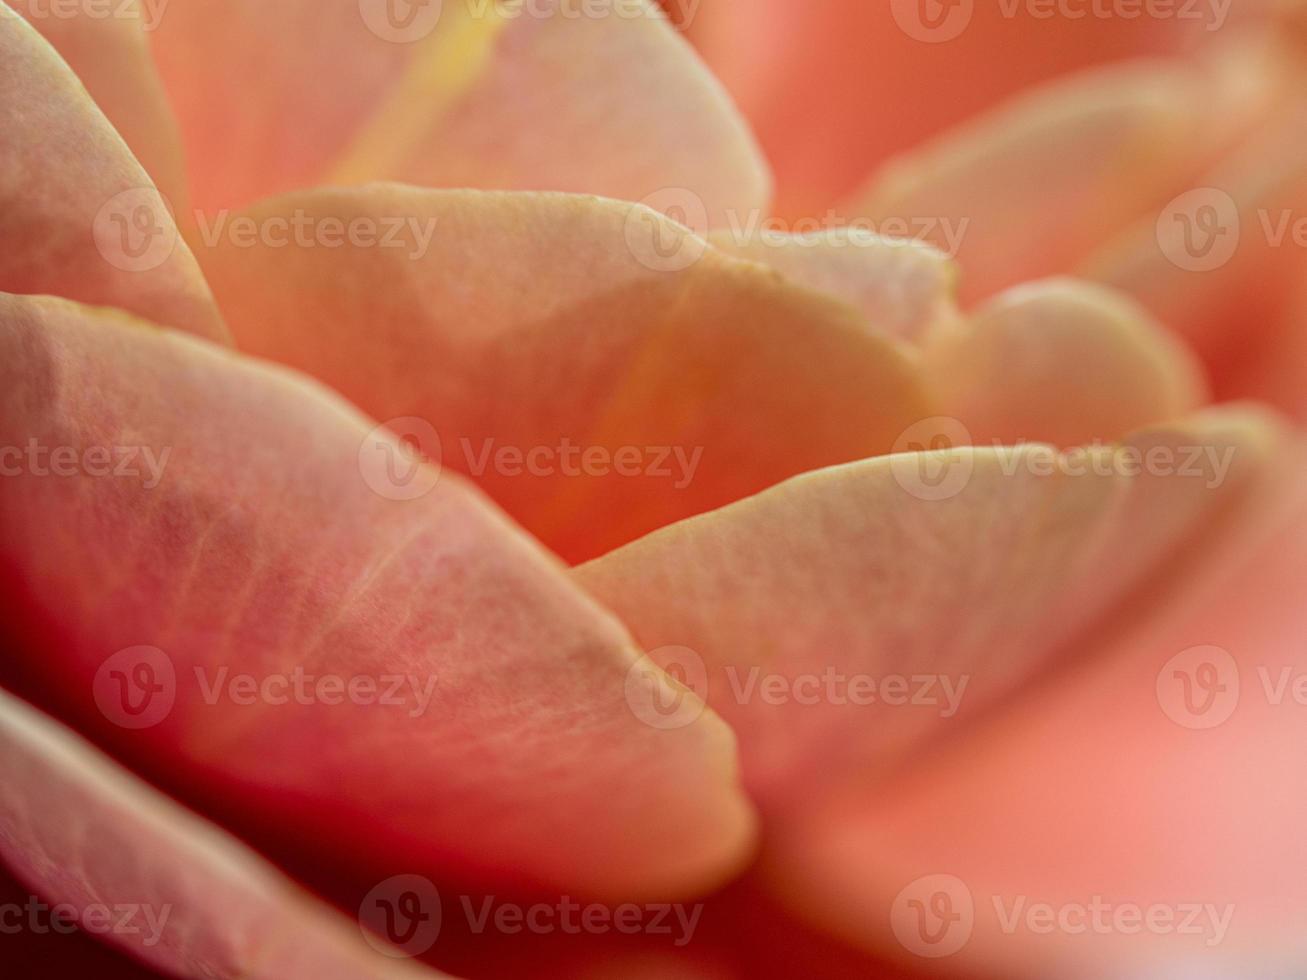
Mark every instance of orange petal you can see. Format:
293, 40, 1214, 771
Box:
847, 61, 1207, 305
5, 0, 188, 207
706, 228, 959, 343
0, 7, 225, 341
150, 0, 769, 222
0, 292, 754, 902
681, 0, 1206, 218
200, 187, 931, 563
924, 278, 1207, 448
573, 409, 1282, 810
0, 688, 455, 978
774, 440, 1307, 979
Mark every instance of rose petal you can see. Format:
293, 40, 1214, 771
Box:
680, 0, 1202, 218
0, 292, 754, 901
4, 0, 188, 207
706, 228, 959, 343
846, 61, 1207, 305
573, 409, 1283, 810
773, 442, 1307, 979
150, 0, 769, 222
0, 7, 224, 341
0, 687, 455, 978
1082, 104, 1307, 414
923, 278, 1207, 448
201, 187, 931, 564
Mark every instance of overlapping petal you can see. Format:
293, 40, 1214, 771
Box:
150, 0, 769, 222
706, 228, 959, 342
923, 278, 1207, 447
0, 292, 754, 902
574, 409, 1282, 810
0, 687, 452, 977
846, 61, 1208, 305
772, 442, 1307, 979
4, 0, 188, 206
0, 7, 224, 340
200, 187, 931, 563
678, 0, 1203, 217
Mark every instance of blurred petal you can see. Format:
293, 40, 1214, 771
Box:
1083, 105, 1307, 414
847, 61, 1206, 305
924, 278, 1207, 448
0, 7, 225, 341
201, 187, 931, 564
151, 0, 769, 222
574, 409, 1282, 809
0, 292, 754, 902
681, 0, 1203, 217
4, 0, 188, 206
774, 442, 1307, 979
0, 687, 452, 978
706, 228, 959, 343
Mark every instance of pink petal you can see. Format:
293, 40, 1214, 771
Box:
150, 0, 769, 222
680, 0, 1203, 218
0, 7, 225, 342
706, 228, 959, 343
573, 409, 1283, 810
0, 687, 454, 978
4, 0, 188, 207
772, 442, 1307, 978
1083, 98, 1307, 415
924, 278, 1208, 448
847, 61, 1209, 305
0, 292, 754, 902
200, 187, 931, 563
